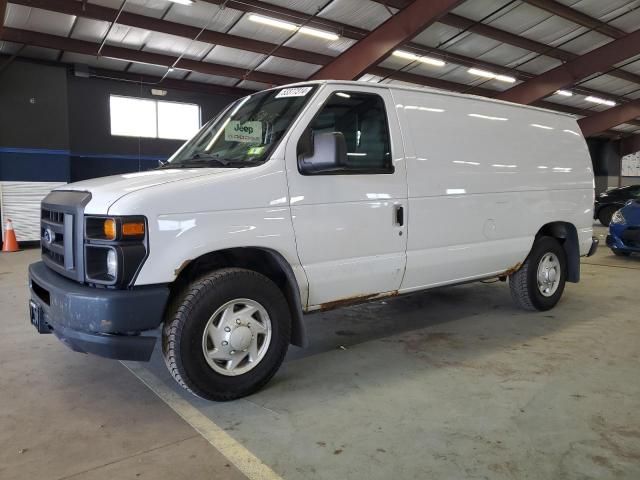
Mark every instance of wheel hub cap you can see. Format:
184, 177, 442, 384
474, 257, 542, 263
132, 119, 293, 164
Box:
537, 252, 561, 297
229, 326, 252, 351
201, 298, 272, 377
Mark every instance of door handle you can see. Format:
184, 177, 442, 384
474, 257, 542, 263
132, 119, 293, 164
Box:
395, 205, 404, 226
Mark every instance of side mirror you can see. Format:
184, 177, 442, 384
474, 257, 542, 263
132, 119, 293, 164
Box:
298, 131, 347, 174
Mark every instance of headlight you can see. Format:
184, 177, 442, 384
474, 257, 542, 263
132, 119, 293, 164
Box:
84, 216, 148, 287
106, 249, 117, 278
610, 210, 626, 225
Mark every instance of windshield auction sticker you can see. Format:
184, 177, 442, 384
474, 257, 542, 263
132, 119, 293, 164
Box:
224, 121, 263, 143
275, 86, 313, 98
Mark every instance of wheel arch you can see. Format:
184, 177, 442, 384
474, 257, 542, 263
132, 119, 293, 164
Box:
170, 247, 307, 347
535, 221, 580, 283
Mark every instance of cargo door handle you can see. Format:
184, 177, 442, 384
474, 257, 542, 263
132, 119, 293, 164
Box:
395, 205, 404, 226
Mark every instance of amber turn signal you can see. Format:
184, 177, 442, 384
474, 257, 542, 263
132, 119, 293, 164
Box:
103, 218, 116, 240
122, 221, 145, 237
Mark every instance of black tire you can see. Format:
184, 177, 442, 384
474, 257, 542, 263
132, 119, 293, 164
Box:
598, 206, 617, 226
162, 268, 291, 401
612, 249, 630, 257
509, 236, 567, 312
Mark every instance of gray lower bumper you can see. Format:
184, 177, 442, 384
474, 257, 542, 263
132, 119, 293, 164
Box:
28, 261, 169, 361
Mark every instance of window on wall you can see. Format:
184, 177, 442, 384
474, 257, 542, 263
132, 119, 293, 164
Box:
109, 95, 201, 140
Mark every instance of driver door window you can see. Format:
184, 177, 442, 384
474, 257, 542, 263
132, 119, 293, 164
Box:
301, 92, 393, 174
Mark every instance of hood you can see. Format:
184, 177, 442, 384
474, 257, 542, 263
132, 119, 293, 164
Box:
59, 168, 232, 214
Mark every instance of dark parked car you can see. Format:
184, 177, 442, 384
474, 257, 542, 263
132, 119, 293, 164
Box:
594, 185, 640, 226
606, 200, 640, 256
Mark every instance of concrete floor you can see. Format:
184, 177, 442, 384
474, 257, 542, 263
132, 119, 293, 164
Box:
1, 225, 639, 480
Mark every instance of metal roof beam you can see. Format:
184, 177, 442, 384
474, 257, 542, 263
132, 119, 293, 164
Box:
497, 29, 640, 104
620, 134, 640, 156
0, 53, 253, 96
521, 0, 626, 39
12, 0, 333, 66
199, 0, 367, 39
368, 0, 640, 85
578, 99, 640, 137
86, 67, 252, 97
0, 0, 7, 35
21, 0, 635, 107
369, 65, 494, 96
0, 27, 302, 85
311, 0, 465, 80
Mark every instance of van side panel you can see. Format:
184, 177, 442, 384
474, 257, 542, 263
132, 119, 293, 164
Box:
392, 89, 594, 291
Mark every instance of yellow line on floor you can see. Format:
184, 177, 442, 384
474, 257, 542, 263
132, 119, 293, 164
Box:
121, 362, 283, 480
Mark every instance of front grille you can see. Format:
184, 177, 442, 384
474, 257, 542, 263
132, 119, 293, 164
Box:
42, 208, 64, 224
40, 190, 91, 283
41, 207, 73, 270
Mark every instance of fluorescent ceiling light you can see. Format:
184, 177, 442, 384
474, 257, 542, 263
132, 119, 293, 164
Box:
336, 92, 351, 98
249, 14, 297, 31
467, 68, 515, 83
167, 0, 194, 5
419, 56, 445, 67
555, 90, 573, 97
531, 123, 553, 130
248, 14, 339, 40
392, 50, 445, 67
468, 68, 494, 79
585, 96, 616, 107
393, 50, 419, 61
299, 26, 339, 41
494, 74, 516, 83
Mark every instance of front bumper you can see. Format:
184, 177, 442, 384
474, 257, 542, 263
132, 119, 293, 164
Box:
28, 261, 169, 361
607, 225, 640, 253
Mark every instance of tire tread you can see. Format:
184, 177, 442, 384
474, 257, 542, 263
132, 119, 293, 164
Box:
162, 268, 289, 401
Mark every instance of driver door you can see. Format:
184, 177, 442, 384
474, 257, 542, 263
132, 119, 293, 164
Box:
284, 86, 408, 308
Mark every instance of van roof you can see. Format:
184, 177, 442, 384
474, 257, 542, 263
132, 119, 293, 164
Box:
265, 79, 576, 119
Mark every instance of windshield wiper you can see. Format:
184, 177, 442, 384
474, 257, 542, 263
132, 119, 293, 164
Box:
159, 156, 259, 169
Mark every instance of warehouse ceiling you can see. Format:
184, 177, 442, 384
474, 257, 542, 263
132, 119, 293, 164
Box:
1, 0, 639, 140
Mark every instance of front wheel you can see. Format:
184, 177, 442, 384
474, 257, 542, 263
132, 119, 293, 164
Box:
162, 268, 291, 401
509, 236, 567, 311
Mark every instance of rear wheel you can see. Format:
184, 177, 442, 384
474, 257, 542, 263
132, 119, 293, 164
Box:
598, 206, 617, 226
162, 268, 291, 401
509, 236, 567, 311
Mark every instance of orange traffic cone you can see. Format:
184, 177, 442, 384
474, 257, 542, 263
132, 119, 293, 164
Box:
2, 219, 19, 252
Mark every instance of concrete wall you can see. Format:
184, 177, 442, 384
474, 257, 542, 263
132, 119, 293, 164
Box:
0, 61, 71, 181
67, 74, 236, 181
587, 138, 640, 192
0, 58, 240, 183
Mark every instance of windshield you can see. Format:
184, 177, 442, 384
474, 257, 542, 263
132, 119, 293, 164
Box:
165, 85, 317, 168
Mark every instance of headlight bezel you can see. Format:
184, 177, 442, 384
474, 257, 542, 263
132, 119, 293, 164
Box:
84, 215, 149, 287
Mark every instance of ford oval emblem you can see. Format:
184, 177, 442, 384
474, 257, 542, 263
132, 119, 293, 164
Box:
43, 227, 54, 246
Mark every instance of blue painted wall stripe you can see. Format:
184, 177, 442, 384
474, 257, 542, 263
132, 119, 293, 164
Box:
0, 146, 166, 162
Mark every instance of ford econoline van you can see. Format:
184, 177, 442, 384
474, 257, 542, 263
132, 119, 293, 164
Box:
29, 81, 598, 400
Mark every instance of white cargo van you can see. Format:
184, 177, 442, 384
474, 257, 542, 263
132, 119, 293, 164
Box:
29, 81, 598, 400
